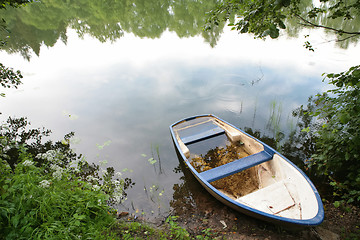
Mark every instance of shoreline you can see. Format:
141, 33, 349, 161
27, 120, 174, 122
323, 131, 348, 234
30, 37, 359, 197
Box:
118, 200, 359, 239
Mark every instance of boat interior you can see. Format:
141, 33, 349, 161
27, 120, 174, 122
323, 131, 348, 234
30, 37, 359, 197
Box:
173, 116, 319, 220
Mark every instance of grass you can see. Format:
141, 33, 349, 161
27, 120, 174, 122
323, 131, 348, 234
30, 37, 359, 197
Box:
104, 216, 218, 240
0, 150, 117, 239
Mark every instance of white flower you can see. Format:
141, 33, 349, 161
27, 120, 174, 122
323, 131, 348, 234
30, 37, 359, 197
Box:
113, 195, 122, 204
115, 172, 122, 178
86, 175, 93, 182
22, 160, 34, 166
52, 170, 63, 180
40, 149, 65, 163
49, 164, 64, 180
92, 185, 101, 191
86, 175, 98, 183
50, 164, 59, 171
113, 180, 121, 186
39, 180, 51, 188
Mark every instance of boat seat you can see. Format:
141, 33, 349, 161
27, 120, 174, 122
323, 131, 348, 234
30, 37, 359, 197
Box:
199, 150, 273, 182
235, 180, 299, 218
180, 125, 225, 145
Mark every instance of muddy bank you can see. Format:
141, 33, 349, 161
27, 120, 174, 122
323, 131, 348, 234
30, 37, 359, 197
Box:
120, 197, 359, 239
157, 177, 359, 240
160, 199, 359, 239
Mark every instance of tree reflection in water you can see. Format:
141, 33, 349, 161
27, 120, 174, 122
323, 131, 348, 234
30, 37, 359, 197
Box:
0, 0, 224, 60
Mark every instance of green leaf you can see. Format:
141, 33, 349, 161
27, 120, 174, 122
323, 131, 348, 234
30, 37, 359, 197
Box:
301, 127, 310, 133
278, 20, 286, 29
148, 157, 157, 165
333, 201, 341, 208
352, 69, 360, 78
12, 215, 20, 228
338, 112, 350, 124
269, 25, 279, 39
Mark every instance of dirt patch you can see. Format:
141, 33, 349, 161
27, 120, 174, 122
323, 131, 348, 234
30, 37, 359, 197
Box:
190, 141, 259, 198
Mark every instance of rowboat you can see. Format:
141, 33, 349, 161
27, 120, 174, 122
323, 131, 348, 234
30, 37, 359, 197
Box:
170, 114, 324, 227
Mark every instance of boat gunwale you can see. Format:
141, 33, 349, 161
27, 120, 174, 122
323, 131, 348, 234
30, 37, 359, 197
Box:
169, 114, 324, 227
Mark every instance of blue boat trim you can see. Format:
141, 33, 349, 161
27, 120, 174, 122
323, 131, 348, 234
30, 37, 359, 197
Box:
199, 150, 273, 183
181, 125, 225, 145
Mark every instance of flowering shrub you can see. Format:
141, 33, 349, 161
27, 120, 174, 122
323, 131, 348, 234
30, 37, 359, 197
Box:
0, 118, 128, 239
0, 153, 116, 239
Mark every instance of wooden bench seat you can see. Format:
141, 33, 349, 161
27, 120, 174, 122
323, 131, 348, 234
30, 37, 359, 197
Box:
199, 150, 273, 182
181, 125, 225, 145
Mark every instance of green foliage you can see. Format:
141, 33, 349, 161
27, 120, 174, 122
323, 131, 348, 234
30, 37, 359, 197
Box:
0, 117, 129, 239
308, 65, 360, 204
206, 0, 291, 39
0, 63, 23, 97
195, 228, 215, 240
106, 221, 166, 239
0, 0, 33, 46
105, 216, 216, 239
0, 155, 116, 239
206, 0, 360, 44
0, 0, 31, 9
165, 216, 191, 240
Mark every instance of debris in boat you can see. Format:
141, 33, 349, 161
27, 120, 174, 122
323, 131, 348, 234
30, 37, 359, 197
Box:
190, 141, 260, 198
190, 141, 247, 172
212, 166, 259, 198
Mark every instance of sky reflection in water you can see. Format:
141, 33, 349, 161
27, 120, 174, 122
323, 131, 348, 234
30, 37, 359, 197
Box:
1, 27, 359, 217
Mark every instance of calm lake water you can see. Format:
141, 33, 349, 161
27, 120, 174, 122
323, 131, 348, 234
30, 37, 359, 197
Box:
1, 1, 359, 219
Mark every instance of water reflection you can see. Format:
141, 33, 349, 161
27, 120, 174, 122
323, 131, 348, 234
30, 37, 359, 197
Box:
1, 0, 359, 61
0, 0, 224, 59
170, 150, 222, 217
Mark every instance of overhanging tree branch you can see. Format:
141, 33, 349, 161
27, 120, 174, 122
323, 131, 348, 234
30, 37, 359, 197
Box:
295, 14, 360, 36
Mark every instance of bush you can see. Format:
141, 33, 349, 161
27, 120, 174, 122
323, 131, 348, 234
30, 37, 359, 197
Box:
0, 117, 127, 239
308, 65, 360, 205
0, 154, 115, 239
